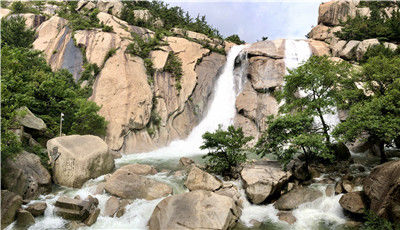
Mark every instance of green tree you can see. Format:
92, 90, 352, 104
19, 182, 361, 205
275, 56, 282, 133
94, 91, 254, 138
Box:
333, 56, 400, 163
257, 56, 353, 165
225, 34, 245, 45
1, 16, 36, 48
201, 125, 253, 177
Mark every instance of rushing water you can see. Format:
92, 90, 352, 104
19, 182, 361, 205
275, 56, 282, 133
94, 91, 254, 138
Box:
9, 41, 350, 230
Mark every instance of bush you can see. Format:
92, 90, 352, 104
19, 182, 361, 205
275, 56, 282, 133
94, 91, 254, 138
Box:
163, 51, 183, 90
225, 34, 245, 45
1, 16, 36, 48
360, 44, 400, 64
362, 210, 400, 230
201, 125, 253, 177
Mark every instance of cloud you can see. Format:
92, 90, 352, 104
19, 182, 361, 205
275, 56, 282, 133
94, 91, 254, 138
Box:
166, 1, 323, 43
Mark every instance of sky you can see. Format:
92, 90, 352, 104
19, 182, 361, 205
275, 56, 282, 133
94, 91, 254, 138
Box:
166, 1, 324, 43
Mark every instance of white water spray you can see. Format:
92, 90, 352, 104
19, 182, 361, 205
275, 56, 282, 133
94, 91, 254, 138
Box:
117, 44, 249, 162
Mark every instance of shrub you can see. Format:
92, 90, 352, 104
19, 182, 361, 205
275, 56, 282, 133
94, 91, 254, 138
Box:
362, 210, 400, 230
201, 125, 253, 177
1, 16, 36, 48
163, 51, 183, 90
225, 34, 245, 45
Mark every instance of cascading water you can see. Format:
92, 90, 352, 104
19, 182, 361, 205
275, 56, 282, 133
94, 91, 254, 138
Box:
9, 45, 249, 230
116, 44, 249, 163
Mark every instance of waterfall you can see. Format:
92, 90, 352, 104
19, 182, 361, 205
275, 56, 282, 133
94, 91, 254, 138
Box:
117, 44, 249, 162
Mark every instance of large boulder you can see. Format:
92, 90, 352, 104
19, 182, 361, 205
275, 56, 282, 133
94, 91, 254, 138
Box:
339, 40, 360, 60
240, 160, 291, 204
97, 0, 123, 17
47, 135, 115, 188
54, 196, 100, 226
247, 56, 285, 90
16, 209, 35, 228
104, 166, 172, 200
332, 40, 347, 57
318, 0, 358, 26
308, 39, 331, 56
1, 190, 23, 229
148, 190, 241, 230
15, 106, 46, 131
117, 164, 157, 176
363, 160, 400, 223
2, 151, 51, 199
184, 166, 222, 191
274, 187, 323, 210
355, 39, 380, 60
243, 39, 285, 59
26, 202, 47, 217
339, 191, 368, 215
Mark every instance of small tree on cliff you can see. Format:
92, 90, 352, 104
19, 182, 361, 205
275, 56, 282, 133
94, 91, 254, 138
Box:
256, 56, 353, 165
201, 125, 253, 177
333, 56, 400, 163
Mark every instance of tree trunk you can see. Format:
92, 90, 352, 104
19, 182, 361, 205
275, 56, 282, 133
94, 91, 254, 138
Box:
379, 141, 387, 163
317, 107, 330, 145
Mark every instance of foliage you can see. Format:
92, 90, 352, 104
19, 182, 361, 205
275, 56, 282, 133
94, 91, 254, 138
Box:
121, 1, 222, 39
261, 36, 269, 41
10, 1, 40, 14
57, 2, 108, 31
362, 210, 400, 230
335, 5, 400, 42
1, 19, 107, 162
257, 56, 353, 165
163, 51, 183, 90
201, 125, 253, 177
256, 113, 333, 165
1, 16, 36, 48
225, 34, 245, 45
360, 44, 400, 64
103, 48, 118, 67
333, 56, 400, 162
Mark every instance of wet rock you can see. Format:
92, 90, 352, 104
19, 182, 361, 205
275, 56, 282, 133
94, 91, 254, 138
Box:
47, 135, 115, 188
241, 160, 291, 204
184, 166, 222, 191
173, 170, 185, 178
179, 157, 194, 167
148, 190, 241, 230
335, 181, 343, 194
94, 182, 105, 195
117, 164, 157, 176
247, 56, 285, 90
83, 208, 100, 226
104, 196, 119, 217
342, 180, 353, 193
16, 209, 35, 228
274, 187, 323, 210
2, 151, 51, 200
339, 191, 368, 215
26, 202, 47, 217
104, 167, 172, 200
331, 142, 351, 161
363, 160, 400, 223
116, 200, 131, 218
325, 184, 335, 197
1, 190, 23, 229
278, 211, 297, 225
287, 159, 310, 181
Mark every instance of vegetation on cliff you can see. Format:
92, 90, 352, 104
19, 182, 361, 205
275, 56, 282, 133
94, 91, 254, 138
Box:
1, 17, 107, 163
335, 2, 400, 42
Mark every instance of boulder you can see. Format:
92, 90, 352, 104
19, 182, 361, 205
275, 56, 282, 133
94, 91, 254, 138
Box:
16, 209, 35, 228
185, 166, 222, 191
363, 160, 400, 223
1, 190, 23, 229
240, 160, 291, 204
274, 187, 323, 210
179, 157, 194, 167
332, 40, 347, 57
326, 184, 335, 197
54, 196, 99, 224
307, 24, 330, 41
148, 190, 241, 230
26, 202, 47, 217
243, 39, 285, 59
342, 180, 353, 193
104, 167, 172, 200
47, 135, 115, 188
384, 42, 398, 51
97, 0, 123, 17
83, 208, 100, 226
277, 211, 296, 224
308, 39, 331, 56
318, 0, 358, 26
215, 183, 242, 203
2, 151, 51, 199
104, 196, 130, 218
339, 40, 360, 60
287, 159, 310, 181
247, 56, 285, 90
339, 191, 368, 215
331, 142, 351, 161
15, 106, 46, 131
355, 39, 380, 60
117, 164, 157, 176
